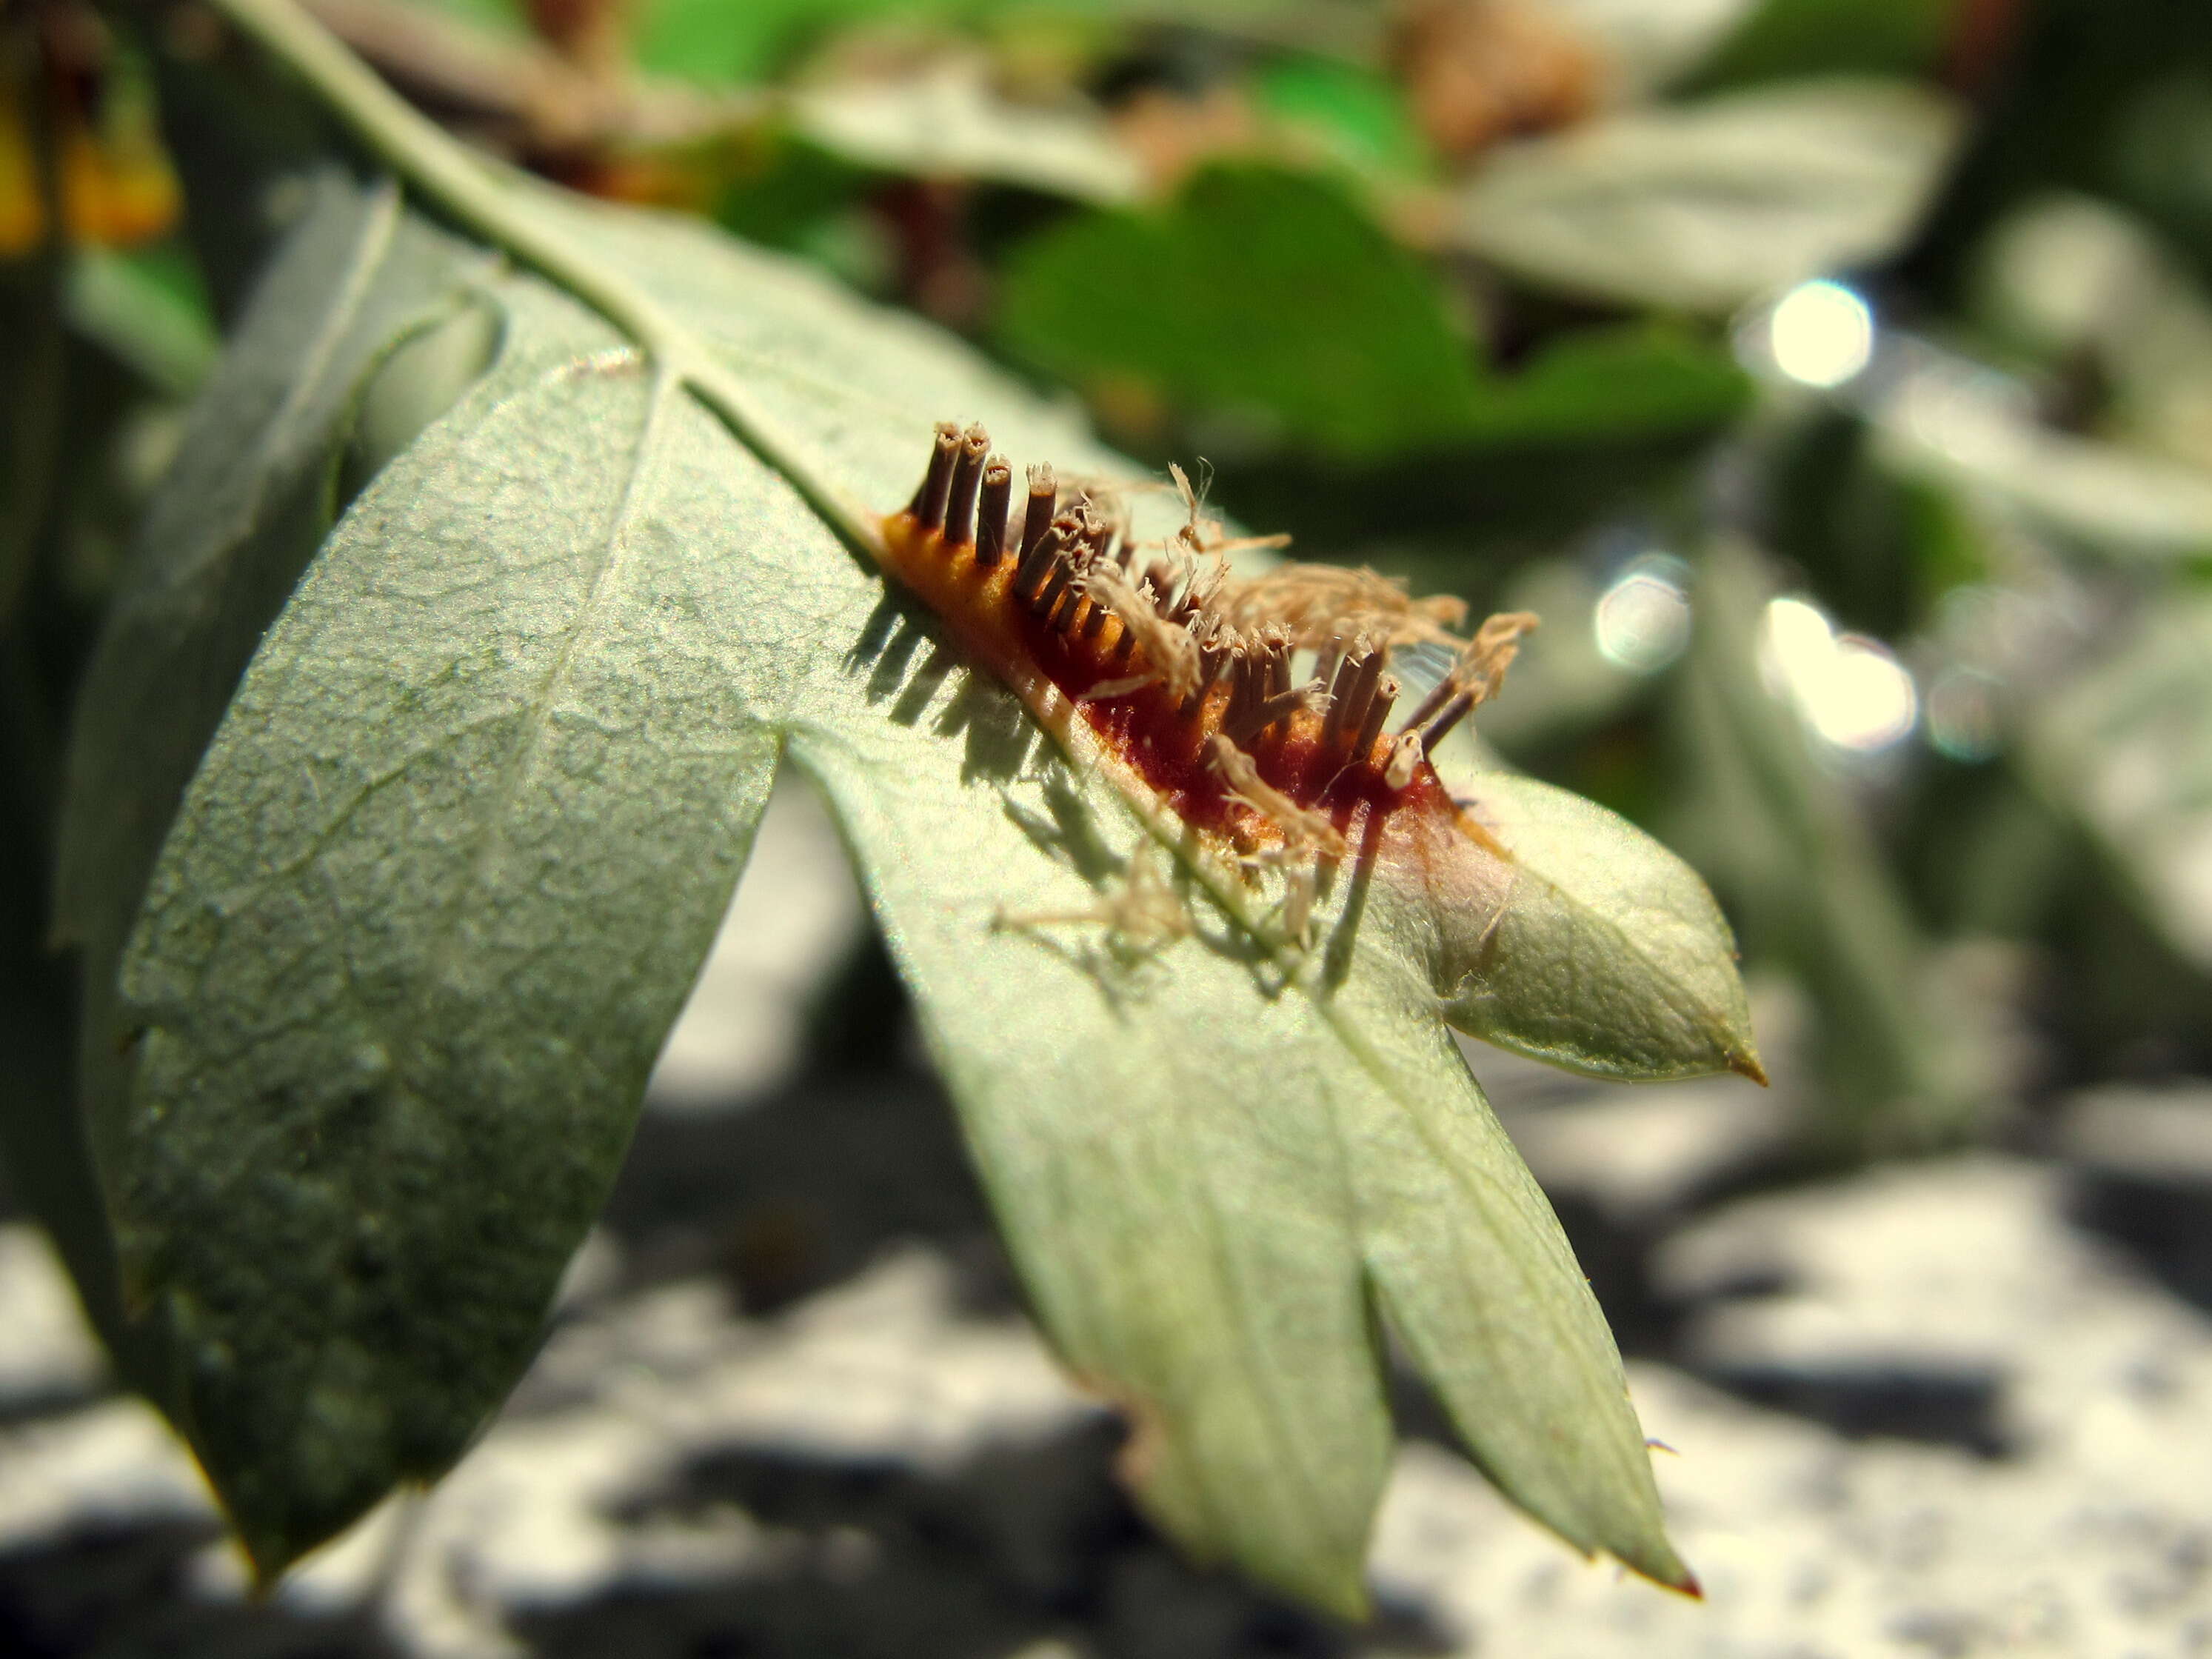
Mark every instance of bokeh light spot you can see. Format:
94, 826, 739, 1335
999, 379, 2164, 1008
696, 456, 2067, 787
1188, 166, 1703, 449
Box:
1760, 595, 1919, 754
1767, 279, 1875, 388
1594, 555, 1692, 673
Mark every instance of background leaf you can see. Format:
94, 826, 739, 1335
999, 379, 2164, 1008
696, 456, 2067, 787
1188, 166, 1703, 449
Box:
1685, 0, 1954, 91
1454, 78, 1963, 312
999, 161, 1486, 458
2023, 595, 2212, 974
792, 59, 1143, 204
998, 161, 1748, 459
62, 244, 217, 400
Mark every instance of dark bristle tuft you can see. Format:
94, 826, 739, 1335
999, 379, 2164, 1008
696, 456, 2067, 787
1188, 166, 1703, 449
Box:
1353, 672, 1397, 764
1324, 647, 1380, 751
1015, 510, 1077, 603
1312, 642, 1345, 697
1399, 670, 1458, 737
976, 458, 1012, 568
1034, 558, 1075, 618
1020, 464, 1057, 561
1182, 640, 1226, 717
1417, 687, 1477, 752
944, 424, 990, 546
915, 421, 960, 532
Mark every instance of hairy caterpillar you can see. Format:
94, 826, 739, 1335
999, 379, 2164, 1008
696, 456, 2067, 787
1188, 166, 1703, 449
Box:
873, 419, 1547, 958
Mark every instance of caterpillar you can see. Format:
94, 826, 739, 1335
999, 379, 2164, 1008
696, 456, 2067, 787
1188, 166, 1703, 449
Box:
878, 420, 1537, 948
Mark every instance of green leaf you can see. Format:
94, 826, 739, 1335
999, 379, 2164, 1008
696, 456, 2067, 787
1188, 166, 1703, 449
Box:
55, 176, 495, 1249
64, 244, 219, 399
1454, 79, 1962, 313
998, 162, 1486, 458
997, 163, 1747, 458
1252, 53, 1437, 182
87, 0, 1742, 1603
47, 174, 491, 1414
806, 709, 1693, 1604
634, 0, 976, 85
1463, 323, 1751, 442
1685, 0, 1954, 92
113, 276, 785, 1563
1435, 767, 1765, 1083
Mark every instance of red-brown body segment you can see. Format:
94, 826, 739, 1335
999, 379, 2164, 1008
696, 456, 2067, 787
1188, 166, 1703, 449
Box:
879, 510, 1470, 863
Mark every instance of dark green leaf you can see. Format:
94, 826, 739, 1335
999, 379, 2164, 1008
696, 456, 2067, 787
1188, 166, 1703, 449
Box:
1686, 0, 1954, 92
1463, 324, 1751, 442
998, 163, 1486, 458
997, 164, 1747, 458
52, 172, 492, 1377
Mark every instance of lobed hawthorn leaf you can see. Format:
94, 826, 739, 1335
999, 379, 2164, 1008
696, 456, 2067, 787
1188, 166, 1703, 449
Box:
1438, 766, 1765, 1084
71, 164, 1749, 1602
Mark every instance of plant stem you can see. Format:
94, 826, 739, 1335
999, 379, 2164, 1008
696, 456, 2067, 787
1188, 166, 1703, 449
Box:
204, 0, 885, 561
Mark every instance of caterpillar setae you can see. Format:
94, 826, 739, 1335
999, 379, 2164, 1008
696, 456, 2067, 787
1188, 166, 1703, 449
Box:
876, 419, 1538, 949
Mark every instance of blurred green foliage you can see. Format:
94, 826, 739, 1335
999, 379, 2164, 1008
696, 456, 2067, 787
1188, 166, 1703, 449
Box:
1000, 162, 1485, 455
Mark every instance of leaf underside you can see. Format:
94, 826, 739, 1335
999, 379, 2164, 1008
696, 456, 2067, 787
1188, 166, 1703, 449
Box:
60, 173, 1726, 1606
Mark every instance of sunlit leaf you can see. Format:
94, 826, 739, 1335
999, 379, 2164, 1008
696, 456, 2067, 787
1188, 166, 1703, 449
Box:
1667, 538, 1988, 1150
1437, 767, 1765, 1082
1454, 79, 1962, 312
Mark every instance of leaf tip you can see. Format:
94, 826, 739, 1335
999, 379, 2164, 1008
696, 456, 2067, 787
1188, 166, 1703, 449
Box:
1615, 1535, 1702, 1600
1727, 1043, 1770, 1087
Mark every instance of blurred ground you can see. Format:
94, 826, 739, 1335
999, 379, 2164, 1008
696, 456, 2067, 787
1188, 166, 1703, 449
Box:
3, 780, 2211, 1659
